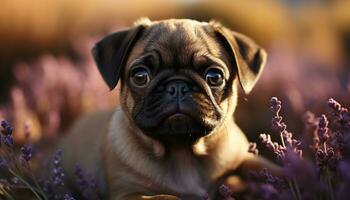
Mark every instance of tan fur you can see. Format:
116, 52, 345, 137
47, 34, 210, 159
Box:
60, 19, 280, 200
61, 108, 279, 199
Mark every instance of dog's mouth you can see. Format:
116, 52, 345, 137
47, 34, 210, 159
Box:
165, 113, 195, 135
164, 112, 208, 143
136, 106, 214, 144
147, 112, 209, 144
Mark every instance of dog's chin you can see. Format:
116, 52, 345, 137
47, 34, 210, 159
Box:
142, 113, 213, 145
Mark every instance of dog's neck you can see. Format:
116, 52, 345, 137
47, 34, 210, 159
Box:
192, 118, 235, 155
124, 109, 238, 158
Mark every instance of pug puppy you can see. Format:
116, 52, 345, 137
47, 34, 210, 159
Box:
60, 18, 279, 200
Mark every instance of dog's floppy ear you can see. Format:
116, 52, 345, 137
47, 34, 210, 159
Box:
92, 25, 146, 90
210, 21, 267, 94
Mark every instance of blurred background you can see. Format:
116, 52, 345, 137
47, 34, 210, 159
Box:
0, 0, 349, 155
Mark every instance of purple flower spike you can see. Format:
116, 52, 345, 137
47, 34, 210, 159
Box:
315, 146, 339, 171
52, 150, 65, 187
270, 97, 282, 113
265, 97, 303, 160
1, 120, 14, 147
21, 145, 33, 162
270, 97, 287, 134
258, 168, 285, 188
219, 184, 234, 199
11, 177, 19, 184
328, 98, 350, 124
63, 194, 76, 200
317, 115, 329, 144
74, 164, 100, 200
259, 133, 286, 160
1, 120, 13, 136
248, 142, 259, 155
0, 156, 8, 169
3, 135, 14, 147
75, 165, 89, 192
328, 98, 344, 113
202, 193, 209, 200
313, 113, 341, 171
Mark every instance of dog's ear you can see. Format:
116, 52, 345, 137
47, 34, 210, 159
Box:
92, 25, 146, 90
210, 21, 267, 94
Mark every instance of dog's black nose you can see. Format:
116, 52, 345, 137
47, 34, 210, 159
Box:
166, 80, 190, 98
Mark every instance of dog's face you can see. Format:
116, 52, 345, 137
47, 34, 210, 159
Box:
92, 19, 266, 144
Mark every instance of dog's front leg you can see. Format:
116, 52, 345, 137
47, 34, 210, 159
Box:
223, 155, 282, 194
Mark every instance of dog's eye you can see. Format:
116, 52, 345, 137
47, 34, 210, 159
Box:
205, 68, 224, 87
130, 67, 150, 86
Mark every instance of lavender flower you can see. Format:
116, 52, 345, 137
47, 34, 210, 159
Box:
3, 135, 14, 147
260, 97, 303, 161
42, 180, 54, 198
317, 115, 329, 144
75, 165, 89, 191
1, 42, 120, 140
1, 120, 14, 147
218, 184, 235, 200
1, 120, 13, 135
270, 97, 286, 134
254, 98, 350, 200
258, 98, 309, 200
63, 194, 76, 200
52, 150, 65, 187
248, 142, 259, 155
312, 114, 340, 172
10, 177, 19, 184
250, 168, 286, 190
259, 133, 286, 160
302, 111, 319, 150
0, 119, 105, 199
0, 156, 8, 169
328, 98, 350, 124
20, 144, 33, 162
327, 98, 350, 159
0, 120, 47, 199
315, 146, 338, 171
247, 169, 283, 200
302, 111, 317, 132
41, 149, 73, 199
202, 193, 209, 200
283, 132, 302, 158
74, 165, 100, 200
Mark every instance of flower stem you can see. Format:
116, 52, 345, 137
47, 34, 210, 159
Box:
27, 163, 48, 200
325, 168, 334, 200
8, 169, 43, 200
292, 178, 302, 200
280, 133, 286, 148
323, 143, 334, 200
287, 180, 299, 200
0, 188, 16, 200
30, 172, 48, 200
281, 129, 300, 200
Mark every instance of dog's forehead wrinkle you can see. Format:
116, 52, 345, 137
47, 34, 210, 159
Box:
142, 21, 212, 67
